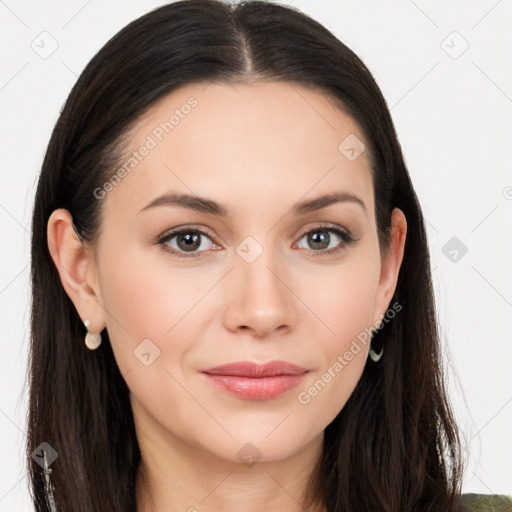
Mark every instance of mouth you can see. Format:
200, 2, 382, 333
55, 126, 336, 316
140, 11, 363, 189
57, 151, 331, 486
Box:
200, 360, 309, 400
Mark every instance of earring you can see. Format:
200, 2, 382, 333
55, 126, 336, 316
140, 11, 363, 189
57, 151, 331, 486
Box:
84, 319, 102, 350
369, 345, 383, 362
369, 336, 383, 362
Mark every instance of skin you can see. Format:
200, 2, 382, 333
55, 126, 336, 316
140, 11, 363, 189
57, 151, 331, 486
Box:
47, 81, 407, 512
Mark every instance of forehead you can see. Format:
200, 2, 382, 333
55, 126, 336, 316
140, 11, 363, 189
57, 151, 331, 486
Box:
102, 81, 374, 221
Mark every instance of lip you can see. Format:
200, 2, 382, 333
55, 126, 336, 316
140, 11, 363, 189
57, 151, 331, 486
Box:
200, 360, 309, 400
201, 360, 308, 377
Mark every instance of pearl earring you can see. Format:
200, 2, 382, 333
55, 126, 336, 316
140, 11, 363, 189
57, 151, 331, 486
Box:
368, 317, 385, 363
369, 343, 383, 362
368, 331, 384, 362
84, 320, 102, 350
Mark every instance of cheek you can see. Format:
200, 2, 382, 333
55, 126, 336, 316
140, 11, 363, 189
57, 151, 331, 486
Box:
304, 255, 379, 348
97, 248, 205, 435
97, 244, 204, 371
292, 257, 378, 425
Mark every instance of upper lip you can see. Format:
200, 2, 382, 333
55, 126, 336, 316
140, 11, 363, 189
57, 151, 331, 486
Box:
201, 360, 308, 377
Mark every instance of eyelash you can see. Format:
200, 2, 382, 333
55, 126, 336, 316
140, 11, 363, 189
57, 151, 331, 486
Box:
158, 223, 356, 259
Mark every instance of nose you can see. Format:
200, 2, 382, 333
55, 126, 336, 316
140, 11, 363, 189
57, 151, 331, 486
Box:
222, 247, 298, 338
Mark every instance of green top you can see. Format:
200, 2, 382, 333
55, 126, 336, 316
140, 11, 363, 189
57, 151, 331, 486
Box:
460, 493, 512, 511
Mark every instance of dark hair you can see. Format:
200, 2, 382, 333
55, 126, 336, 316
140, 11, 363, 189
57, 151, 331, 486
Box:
28, 1, 464, 510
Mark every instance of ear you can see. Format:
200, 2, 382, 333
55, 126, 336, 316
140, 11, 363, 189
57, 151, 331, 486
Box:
47, 208, 106, 334
373, 207, 407, 325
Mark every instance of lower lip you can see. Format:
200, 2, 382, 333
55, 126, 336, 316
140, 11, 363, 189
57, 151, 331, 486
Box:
202, 373, 308, 400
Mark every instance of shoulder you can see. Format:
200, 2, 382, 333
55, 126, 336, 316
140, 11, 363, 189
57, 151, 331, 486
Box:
459, 493, 512, 511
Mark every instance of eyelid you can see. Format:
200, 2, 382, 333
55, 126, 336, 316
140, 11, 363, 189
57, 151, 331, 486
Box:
158, 224, 217, 240
295, 222, 351, 240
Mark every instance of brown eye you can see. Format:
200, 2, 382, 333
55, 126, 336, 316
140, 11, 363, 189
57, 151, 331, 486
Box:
175, 232, 202, 252
159, 228, 215, 257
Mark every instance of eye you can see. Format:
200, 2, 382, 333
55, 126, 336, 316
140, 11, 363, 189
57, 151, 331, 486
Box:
158, 223, 356, 259
295, 224, 356, 258
159, 227, 218, 258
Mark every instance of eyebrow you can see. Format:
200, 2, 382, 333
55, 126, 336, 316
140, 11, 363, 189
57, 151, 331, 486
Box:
138, 191, 367, 217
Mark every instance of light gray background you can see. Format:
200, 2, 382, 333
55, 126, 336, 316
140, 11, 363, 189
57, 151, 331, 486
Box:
1, 0, 511, 509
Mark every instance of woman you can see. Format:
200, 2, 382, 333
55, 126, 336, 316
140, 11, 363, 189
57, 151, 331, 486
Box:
27, 0, 511, 510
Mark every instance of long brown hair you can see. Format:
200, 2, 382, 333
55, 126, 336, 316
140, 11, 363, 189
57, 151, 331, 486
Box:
28, 1, 464, 510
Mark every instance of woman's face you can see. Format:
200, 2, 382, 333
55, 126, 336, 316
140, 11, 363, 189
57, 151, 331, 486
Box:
64, 81, 406, 464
